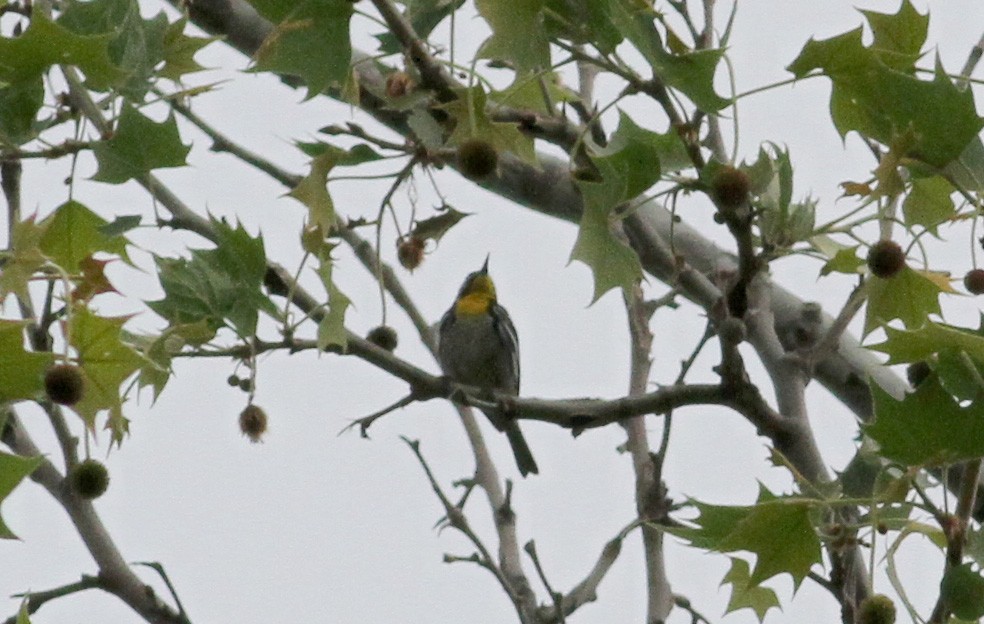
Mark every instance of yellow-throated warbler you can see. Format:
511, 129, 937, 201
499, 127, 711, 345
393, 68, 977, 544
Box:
437, 258, 538, 476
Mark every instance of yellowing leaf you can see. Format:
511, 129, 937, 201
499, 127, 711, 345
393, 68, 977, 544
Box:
287, 150, 341, 232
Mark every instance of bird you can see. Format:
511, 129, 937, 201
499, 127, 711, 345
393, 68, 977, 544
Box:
437, 257, 539, 476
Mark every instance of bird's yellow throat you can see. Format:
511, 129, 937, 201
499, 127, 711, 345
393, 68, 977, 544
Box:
455, 274, 496, 316
455, 292, 494, 316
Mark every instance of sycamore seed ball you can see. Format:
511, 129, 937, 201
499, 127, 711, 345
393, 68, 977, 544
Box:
239, 404, 268, 443
457, 138, 498, 179
44, 364, 85, 406
866, 240, 906, 279
367, 325, 399, 352
397, 236, 426, 271
964, 268, 984, 295
710, 166, 751, 211
858, 594, 896, 624
70, 459, 110, 500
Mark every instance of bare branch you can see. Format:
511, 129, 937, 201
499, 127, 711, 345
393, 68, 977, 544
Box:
1, 411, 186, 624
621, 284, 673, 622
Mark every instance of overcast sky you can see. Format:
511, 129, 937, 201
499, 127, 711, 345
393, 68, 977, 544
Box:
3, 1, 983, 623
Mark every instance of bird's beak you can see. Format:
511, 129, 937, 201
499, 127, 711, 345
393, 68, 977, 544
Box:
481, 254, 490, 274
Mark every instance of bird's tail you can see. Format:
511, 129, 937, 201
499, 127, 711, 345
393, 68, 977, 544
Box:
503, 421, 539, 477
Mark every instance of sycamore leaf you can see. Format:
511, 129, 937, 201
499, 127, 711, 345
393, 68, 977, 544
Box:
444, 86, 536, 165
946, 137, 984, 196
99, 215, 143, 238
377, 0, 466, 54
0, 216, 48, 302
870, 321, 984, 365
721, 558, 780, 622
492, 73, 575, 116
316, 256, 351, 350
788, 21, 982, 168
602, 0, 728, 112
819, 246, 865, 277
0, 450, 43, 540
860, 0, 928, 71
148, 218, 274, 338
72, 256, 119, 302
934, 349, 984, 402
870, 321, 984, 401
666, 486, 821, 587
941, 563, 984, 621
92, 106, 190, 183
159, 17, 217, 81
866, 376, 984, 465
864, 266, 944, 336
287, 150, 341, 232
39, 200, 130, 272
0, 321, 53, 403
69, 309, 144, 433
902, 175, 955, 235
252, 0, 354, 100
572, 112, 682, 301
57, 0, 170, 100
410, 205, 471, 243
475, 0, 550, 74
104, 403, 130, 447
15, 597, 31, 624
0, 13, 124, 89
0, 77, 44, 145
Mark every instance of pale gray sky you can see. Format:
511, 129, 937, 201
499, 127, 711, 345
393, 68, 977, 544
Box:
2, 1, 982, 623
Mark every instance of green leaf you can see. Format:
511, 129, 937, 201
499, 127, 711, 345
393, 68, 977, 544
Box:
860, 0, 928, 71
818, 245, 865, 277
902, 175, 954, 234
866, 376, 984, 465
0, 451, 43, 540
0, 321, 53, 403
946, 137, 984, 196
0, 13, 124, 89
788, 26, 983, 168
444, 86, 536, 164
0, 216, 48, 302
721, 558, 780, 622
99, 215, 143, 238
316, 256, 351, 350
934, 349, 984, 402
0, 78, 44, 145
966, 526, 984, 569
39, 200, 130, 272
411, 205, 471, 243
147, 218, 274, 338
475, 0, 550, 74
491, 73, 576, 116
666, 486, 822, 586
864, 266, 945, 336
941, 563, 984, 621
159, 17, 216, 81
16, 597, 31, 624
252, 0, 354, 100
376, 0, 466, 54
287, 149, 340, 232
69, 309, 145, 433
869, 321, 984, 365
572, 112, 680, 301
601, 0, 728, 112
58, 0, 170, 100
92, 106, 190, 184
542, 0, 621, 52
